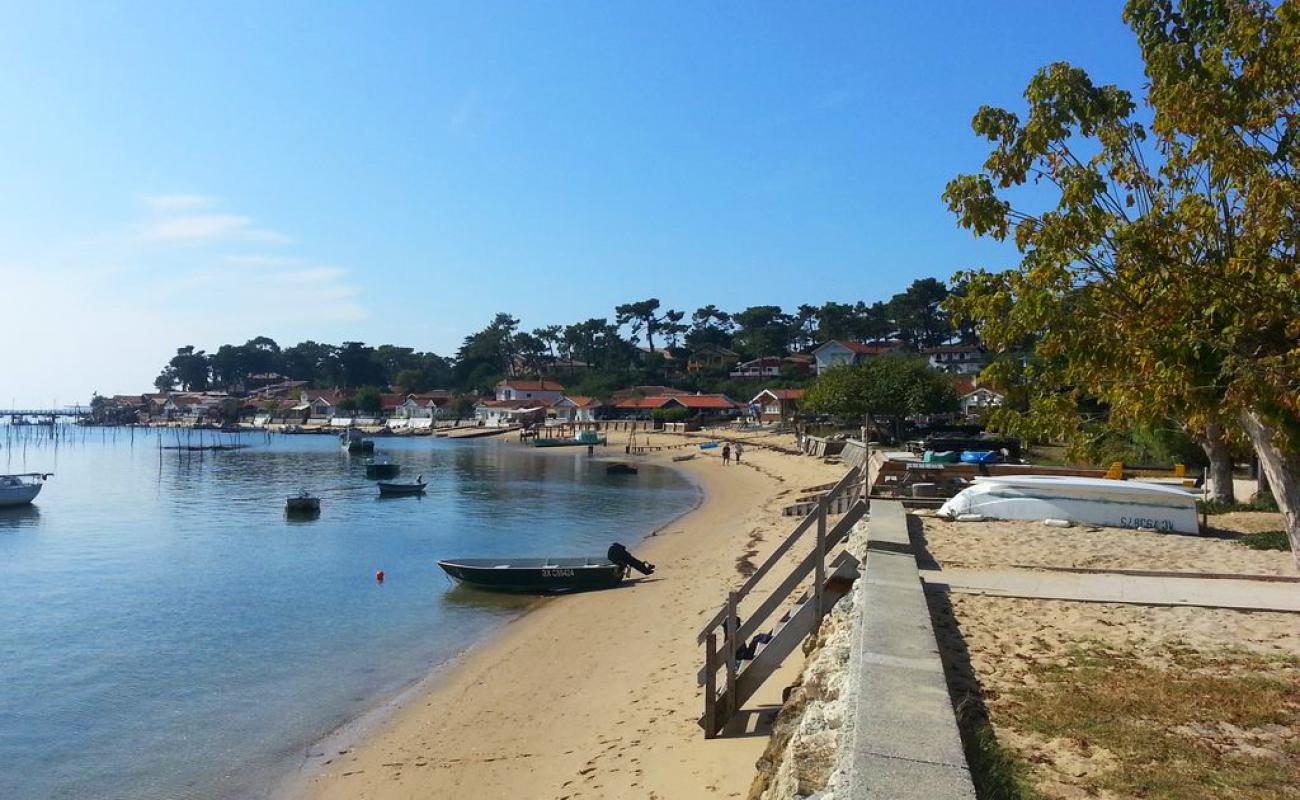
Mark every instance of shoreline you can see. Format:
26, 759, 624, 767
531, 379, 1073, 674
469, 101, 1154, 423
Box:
271, 441, 707, 800
288, 430, 843, 800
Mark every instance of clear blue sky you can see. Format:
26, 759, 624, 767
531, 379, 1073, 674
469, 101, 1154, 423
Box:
0, 1, 1145, 406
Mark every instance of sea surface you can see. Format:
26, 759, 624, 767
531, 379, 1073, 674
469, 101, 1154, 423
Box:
0, 426, 697, 800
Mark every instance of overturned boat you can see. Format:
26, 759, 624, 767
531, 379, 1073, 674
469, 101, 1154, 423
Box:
937, 475, 1200, 534
438, 542, 655, 593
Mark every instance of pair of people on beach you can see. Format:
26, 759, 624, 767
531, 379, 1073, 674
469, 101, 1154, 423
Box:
721, 443, 743, 465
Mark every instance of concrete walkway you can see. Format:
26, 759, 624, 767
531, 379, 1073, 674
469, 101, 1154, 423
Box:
921, 568, 1300, 613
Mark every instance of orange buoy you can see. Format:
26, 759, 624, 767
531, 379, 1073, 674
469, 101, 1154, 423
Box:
376, 570, 385, 584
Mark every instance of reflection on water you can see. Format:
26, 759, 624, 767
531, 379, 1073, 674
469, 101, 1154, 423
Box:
0, 429, 696, 800
0, 504, 41, 529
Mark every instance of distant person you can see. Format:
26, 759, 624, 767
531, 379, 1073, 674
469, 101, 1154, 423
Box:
722, 444, 731, 465
734, 443, 744, 463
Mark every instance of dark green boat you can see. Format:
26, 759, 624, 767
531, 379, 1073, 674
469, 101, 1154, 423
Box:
438, 542, 654, 593
364, 458, 400, 479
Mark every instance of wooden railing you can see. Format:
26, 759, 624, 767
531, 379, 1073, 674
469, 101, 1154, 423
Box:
697, 465, 867, 738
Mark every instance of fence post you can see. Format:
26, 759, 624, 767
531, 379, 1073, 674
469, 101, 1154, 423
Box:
704, 632, 718, 738
725, 591, 738, 721
815, 498, 827, 615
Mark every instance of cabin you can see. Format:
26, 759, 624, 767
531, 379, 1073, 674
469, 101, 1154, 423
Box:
494, 379, 566, 404
559, 396, 603, 423
610, 385, 688, 400
687, 344, 740, 373
749, 388, 805, 423
923, 344, 985, 375
811, 340, 902, 375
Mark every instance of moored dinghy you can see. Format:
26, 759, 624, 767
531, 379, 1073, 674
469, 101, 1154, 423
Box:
439, 542, 655, 593
378, 475, 426, 496
285, 490, 321, 516
364, 458, 400, 479
938, 475, 1200, 534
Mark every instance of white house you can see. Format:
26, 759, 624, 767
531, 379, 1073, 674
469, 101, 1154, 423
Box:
495, 379, 566, 404
810, 340, 901, 375
475, 398, 550, 427
923, 344, 986, 375
956, 378, 1006, 416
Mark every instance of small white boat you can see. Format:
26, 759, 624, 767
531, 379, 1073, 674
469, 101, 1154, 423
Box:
0, 473, 51, 507
937, 475, 1200, 534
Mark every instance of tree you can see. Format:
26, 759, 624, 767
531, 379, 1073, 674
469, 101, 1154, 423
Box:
156, 346, 209, 392
732, 305, 794, 357
686, 305, 735, 350
888, 278, 951, 349
803, 355, 959, 441
614, 298, 682, 352
355, 387, 383, 415
943, 0, 1299, 557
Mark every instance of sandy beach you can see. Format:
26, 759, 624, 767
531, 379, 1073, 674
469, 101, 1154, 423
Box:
291, 430, 842, 800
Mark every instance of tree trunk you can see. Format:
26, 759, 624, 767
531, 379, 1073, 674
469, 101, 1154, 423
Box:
1237, 408, 1300, 568
1197, 420, 1236, 504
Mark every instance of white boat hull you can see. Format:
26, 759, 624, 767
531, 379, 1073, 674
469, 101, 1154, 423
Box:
938, 475, 1200, 534
0, 483, 42, 507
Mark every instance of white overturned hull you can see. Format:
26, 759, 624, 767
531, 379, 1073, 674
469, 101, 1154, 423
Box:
0, 483, 42, 507
938, 475, 1200, 534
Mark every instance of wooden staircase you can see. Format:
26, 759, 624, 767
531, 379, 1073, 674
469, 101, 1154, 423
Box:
697, 466, 868, 738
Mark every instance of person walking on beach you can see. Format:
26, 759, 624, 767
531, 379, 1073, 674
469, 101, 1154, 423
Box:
722, 443, 732, 466
734, 443, 743, 464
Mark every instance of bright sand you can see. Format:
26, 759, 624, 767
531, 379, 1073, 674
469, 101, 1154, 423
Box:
291, 430, 843, 800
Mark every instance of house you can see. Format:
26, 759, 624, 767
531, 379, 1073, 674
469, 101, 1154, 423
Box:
611, 393, 741, 420
811, 340, 902, 375
687, 344, 740, 373
749, 388, 805, 423
475, 398, 552, 427
955, 377, 1006, 416
494, 379, 566, 404
923, 344, 985, 375
563, 396, 603, 423
730, 356, 785, 379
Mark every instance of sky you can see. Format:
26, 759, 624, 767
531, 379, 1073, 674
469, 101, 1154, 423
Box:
0, 1, 1147, 407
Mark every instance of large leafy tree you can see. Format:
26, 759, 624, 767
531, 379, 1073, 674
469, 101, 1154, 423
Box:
944, 0, 1299, 558
888, 278, 951, 349
803, 355, 959, 441
732, 305, 794, 357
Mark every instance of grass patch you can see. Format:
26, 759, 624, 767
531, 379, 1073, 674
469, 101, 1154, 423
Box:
955, 702, 1045, 800
1236, 530, 1293, 551
1200, 493, 1280, 515
998, 645, 1300, 800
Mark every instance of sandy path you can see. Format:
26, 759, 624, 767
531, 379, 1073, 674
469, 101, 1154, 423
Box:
291, 431, 841, 800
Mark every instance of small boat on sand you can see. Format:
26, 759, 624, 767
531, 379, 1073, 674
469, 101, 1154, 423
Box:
438, 542, 655, 593
285, 490, 321, 515
378, 476, 426, 496
938, 475, 1200, 534
0, 473, 50, 507
364, 458, 400, 479
671, 454, 696, 462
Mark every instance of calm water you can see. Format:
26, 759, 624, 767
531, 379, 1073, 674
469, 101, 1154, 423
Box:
0, 427, 697, 800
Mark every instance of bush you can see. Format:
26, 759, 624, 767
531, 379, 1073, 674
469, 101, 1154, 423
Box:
1237, 531, 1291, 551
652, 407, 691, 422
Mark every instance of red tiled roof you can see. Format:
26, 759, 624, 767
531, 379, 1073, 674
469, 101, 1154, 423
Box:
834, 339, 900, 355
496, 379, 565, 392
610, 385, 688, 399
380, 393, 407, 409
564, 395, 602, 408
673, 394, 739, 410
753, 388, 804, 401
613, 397, 677, 410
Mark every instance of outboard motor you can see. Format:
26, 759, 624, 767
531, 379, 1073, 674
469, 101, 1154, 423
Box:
607, 542, 655, 575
